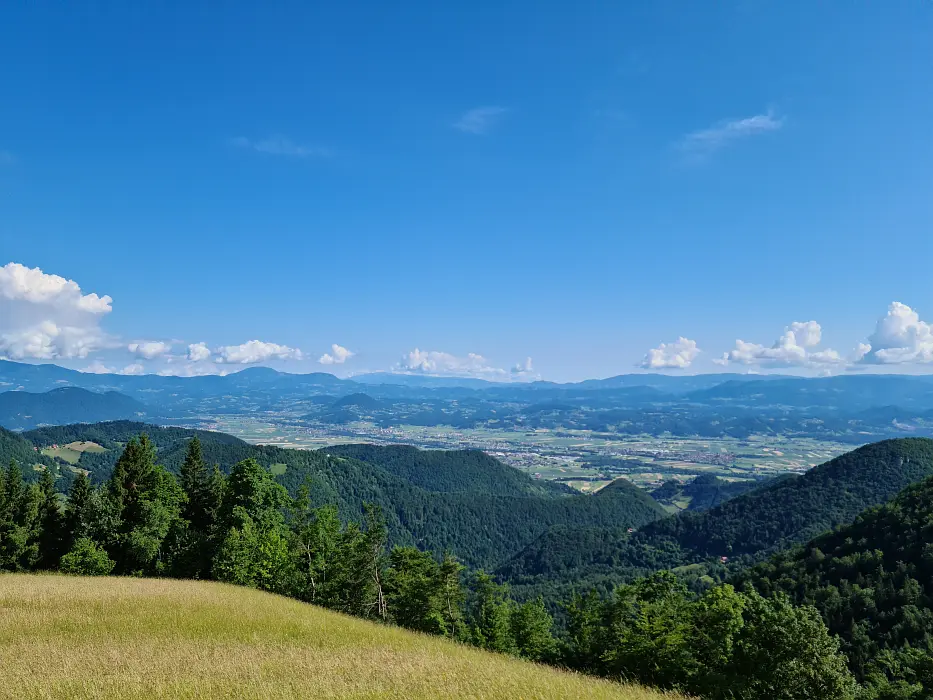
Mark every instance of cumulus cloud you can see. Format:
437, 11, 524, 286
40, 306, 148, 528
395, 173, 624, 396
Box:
641, 337, 701, 370
186, 342, 211, 362
215, 340, 303, 364
511, 357, 535, 376
678, 110, 783, 160
319, 344, 355, 365
231, 136, 331, 159
158, 362, 228, 377
0, 262, 113, 360
128, 340, 171, 360
395, 348, 508, 378
80, 361, 146, 376
861, 302, 933, 364
453, 107, 509, 135
719, 321, 844, 368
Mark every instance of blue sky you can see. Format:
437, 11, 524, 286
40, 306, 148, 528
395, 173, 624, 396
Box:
1, 2, 932, 381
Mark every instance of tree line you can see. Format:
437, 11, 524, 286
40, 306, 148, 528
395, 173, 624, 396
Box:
0, 434, 906, 699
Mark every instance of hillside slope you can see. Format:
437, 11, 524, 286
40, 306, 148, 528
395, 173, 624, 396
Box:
741, 473, 933, 682
500, 438, 933, 591
21, 422, 666, 569
323, 443, 574, 497
0, 575, 678, 700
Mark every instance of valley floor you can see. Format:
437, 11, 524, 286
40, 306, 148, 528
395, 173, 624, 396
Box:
0, 574, 682, 700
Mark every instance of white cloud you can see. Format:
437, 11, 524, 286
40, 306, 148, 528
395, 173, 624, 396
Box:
512, 357, 535, 375
231, 136, 331, 159
80, 360, 116, 374
158, 362, 228, 377
0, 263, 113, 360
80, 361, 146, 376
678, 110, 783, 160
186, 342, 211, 362
719, 321, 844, 368
395, 348, 507, 378
128, 340, 171, 360
641, 337, 701, 370
215, 339, 303, 364
453, 107, 509, 135
861, 302, 933, 364
319, 344, 354, 365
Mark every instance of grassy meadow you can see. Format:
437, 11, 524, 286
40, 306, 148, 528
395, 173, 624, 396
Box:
0, 574, 684, 700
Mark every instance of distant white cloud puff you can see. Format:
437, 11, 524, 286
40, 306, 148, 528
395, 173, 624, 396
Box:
641, 337, 701, 370
395, 348, 507, 378
719, 321, 844, 368
186, 342, 211, 362
80, 361, 146, 376
128, 340, 171, 360
215, 339, 303, 364
861, 302, 933, 364
319, 344, 354, 365
0, 262, 113, 360
453, 107, 509, 135
158, 362, 229, 377
231, 136, 331, 159
511, 357, 535, 375
679, 110, 783, 160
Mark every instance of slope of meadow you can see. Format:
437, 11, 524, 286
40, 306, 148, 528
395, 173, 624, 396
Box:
0, 574, 682, 700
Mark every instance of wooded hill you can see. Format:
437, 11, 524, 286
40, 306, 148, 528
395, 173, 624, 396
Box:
740, 473, 933, 693
498, 439, 933, 596
14, 421, 666, 570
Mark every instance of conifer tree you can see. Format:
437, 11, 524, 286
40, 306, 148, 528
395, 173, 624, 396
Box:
34, 467, 65, 569
469, 571, 516, 654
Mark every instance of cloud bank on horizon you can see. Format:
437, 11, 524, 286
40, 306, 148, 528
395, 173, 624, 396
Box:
3, 262, 933, 380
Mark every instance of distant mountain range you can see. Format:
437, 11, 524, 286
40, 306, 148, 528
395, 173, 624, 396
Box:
0, 387, 146, 430
7, 360, 933, 442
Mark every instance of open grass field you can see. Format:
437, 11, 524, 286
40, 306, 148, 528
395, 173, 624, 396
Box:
0, 574, 684, 700
40, 441, 107, 465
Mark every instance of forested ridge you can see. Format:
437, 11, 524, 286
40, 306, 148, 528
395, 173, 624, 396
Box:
740, 474, 933, 696
499, 439, 933, 593
16, 422, 666, 570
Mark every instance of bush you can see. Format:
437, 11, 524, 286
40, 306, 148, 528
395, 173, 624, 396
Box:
60, 538, 115, 576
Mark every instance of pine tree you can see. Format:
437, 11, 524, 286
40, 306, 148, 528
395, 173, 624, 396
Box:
0, 460, 32, 571
64, 472, 96, 545
469, 571, 516, 654
105, 435, 184, 574
175, 438, 224, 578
34, 467, 65, 569
510, 597, 558, 662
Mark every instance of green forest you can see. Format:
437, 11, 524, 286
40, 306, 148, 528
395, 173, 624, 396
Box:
2, 423, 933, 698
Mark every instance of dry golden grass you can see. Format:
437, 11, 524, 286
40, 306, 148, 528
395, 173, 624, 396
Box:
0, 574, 685, 700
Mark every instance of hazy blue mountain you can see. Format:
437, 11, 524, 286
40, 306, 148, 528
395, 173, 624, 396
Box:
0, 387, 146, 430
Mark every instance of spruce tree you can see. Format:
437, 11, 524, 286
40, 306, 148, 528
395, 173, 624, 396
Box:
469, 571, 516, 654
34, 467, 65, 569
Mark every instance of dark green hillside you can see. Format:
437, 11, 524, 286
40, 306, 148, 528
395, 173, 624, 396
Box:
323, 443, 573, 497
650, 473, 768, 512
741, 474, 933, 686
0, 388, 146, 431
19, 422, 666, 570
0, 426, 55, 478
500, 438, 933, 593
